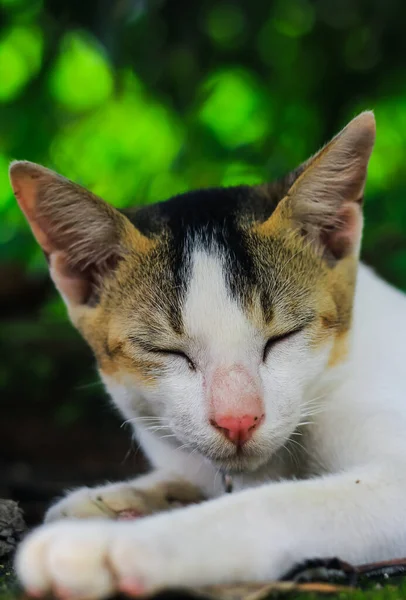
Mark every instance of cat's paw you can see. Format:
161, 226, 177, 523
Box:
16, 518, 201, 598
45, 479, 204, 523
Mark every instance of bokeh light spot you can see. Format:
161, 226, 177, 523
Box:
344, 27, 380, 71
222, 162, 264, 186
359, 101, 406, 194
272, 0, 315, 38
0, 26, 43, 101
50, 71, 183, 207
0, 154, 12, 207
199, 69, 270, 148
257, 21, 299, 67
204, 3, 245, 47
0, 0, 28, 6
50, 31, 113, 111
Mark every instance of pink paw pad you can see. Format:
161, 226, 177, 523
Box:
53, 584, 76, 599
27, 589, 45, 598
117, 509, 144, 520
119, 577, 145, 596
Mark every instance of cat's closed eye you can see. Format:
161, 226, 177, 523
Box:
262, 328, 304, 362
153, 348, 196, 371
129, 336, 196, 370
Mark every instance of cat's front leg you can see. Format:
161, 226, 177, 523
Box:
17, 461, 406, 598
45, 470, 205, 522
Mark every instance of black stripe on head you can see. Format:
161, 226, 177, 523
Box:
123, 173, 303, 326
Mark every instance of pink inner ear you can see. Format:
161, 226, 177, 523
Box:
50, 252, 92, 306
10, 171, 56, 254
326, 203, 362, 259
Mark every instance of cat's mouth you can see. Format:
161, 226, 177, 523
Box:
170, 424, 279, 472
191, 439, 272, 473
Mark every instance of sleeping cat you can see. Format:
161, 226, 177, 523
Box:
11, 112, 406, 598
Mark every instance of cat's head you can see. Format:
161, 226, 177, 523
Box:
10, 111, 375, 473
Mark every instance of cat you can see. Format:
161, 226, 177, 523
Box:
10, 111, 406, 598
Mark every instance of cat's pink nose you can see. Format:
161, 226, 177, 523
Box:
210, 414, 264, 445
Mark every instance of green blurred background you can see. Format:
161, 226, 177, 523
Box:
1, 0, 406, 519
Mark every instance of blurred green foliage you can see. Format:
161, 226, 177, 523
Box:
1, 0, 406, 416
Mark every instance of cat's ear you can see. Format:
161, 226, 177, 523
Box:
9, 161, 151, 306
262, 111, 376, 261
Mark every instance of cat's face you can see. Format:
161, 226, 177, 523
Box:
90, 195, 355, 473
9, 111, 375, 473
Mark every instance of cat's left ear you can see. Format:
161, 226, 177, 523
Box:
262, 111, 376, 260
9, 161, 152, 308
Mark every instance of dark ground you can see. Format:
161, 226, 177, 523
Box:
0, 413, 148, 527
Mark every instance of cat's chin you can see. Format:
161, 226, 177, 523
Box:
203, 446, 272, 474
212, 456, 268, 474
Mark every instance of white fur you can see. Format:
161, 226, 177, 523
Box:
106, 247, 333, 474
16, 259, 406, 597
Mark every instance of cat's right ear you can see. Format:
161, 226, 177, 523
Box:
257, 112, 375, 262
9, 161, 151, 307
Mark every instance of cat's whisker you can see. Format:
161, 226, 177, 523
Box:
301, 406, 327, 418
303, 398, 327, 408
299, 394, 329, 421
146, 425, 172, 433
281, 441, 298, 468
75, 380, 103, 391
213, 468, 221, 490
289, 437, 308, 454
121, 416, 170, 428
177, 442, 194, 453
128, 416, 170, 422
